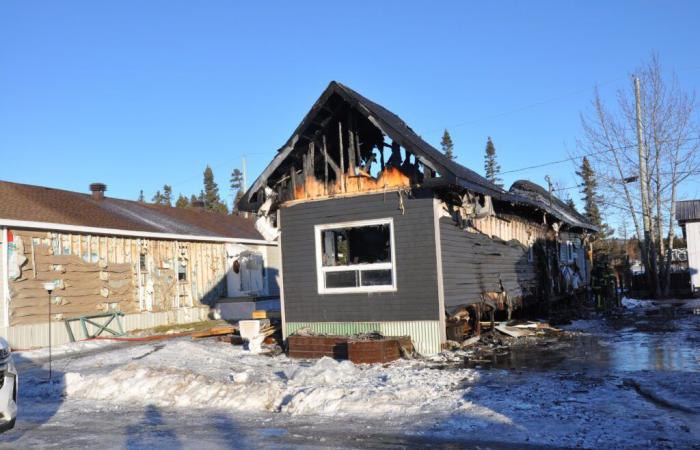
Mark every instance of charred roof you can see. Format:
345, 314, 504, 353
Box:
240, 81, 597, 232
508, 180, 597, 232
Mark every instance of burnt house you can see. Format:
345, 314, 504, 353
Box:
240, 82, 597, 355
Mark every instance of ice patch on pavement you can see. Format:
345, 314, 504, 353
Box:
622, 297, 655, 310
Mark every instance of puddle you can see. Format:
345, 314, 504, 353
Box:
258, 427, 288, 438
462, 307, 700, 373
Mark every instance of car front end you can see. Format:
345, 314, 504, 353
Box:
0, 338, 17, 431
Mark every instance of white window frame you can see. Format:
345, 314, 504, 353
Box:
314, 218, 397, 294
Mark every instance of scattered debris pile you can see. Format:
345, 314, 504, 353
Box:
442, 319, 568, 368
191, 324, 238, 339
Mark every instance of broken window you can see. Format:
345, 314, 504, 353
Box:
315, 218, 396, 294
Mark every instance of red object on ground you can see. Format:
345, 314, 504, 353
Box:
287, 335, 413, 364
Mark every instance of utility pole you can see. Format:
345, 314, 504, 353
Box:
634, 75, 659, 297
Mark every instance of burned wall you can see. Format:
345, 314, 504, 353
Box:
439, 217, 537, 313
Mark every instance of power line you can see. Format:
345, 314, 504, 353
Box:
428, 75, 630, 134
552, 183, 583, 193
499, 136, 700, 175
168, 152, 268, 191
430, 66, 700, 136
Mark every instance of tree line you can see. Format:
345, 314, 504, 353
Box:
440, 52, 699, 298
138, 166, 246, 215
440, 126, 616, 251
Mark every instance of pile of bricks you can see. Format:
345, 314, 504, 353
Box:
287, 335, 350, 359
347, 336, 413, 364
287, 335, 413, 364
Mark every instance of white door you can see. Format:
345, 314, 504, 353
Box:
225, 244, 265, 297
225, 244, 245, 297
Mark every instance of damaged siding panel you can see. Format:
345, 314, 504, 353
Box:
8, 229, 139, 326
281, 193, 439, 323
440, 218, 536, 312
472, 214, 547, 247
5, 228, 236, 326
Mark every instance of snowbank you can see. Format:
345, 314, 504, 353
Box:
28, 339, 479, 417
621, 297, 655, 310
64, 365, 285, 411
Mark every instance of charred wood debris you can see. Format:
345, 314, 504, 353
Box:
242, 83, 601, 355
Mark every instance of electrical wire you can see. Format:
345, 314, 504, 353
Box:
499, 136, 700, 175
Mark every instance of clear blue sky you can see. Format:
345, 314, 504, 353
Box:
1, 1, 699, 208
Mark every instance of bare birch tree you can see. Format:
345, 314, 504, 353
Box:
579, 53, 699, 297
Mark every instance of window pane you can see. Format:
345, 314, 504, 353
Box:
360, 269, 392, 286
320, 223, 391, 267
325, 270, 358, 288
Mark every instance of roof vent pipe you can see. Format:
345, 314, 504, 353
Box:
89, 183, 107, 200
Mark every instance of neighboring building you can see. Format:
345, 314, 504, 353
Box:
239, 81, 597, 355
676, 199, 700, 292
0, 181, 279, 349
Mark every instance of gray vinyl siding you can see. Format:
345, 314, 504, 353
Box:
280, 193, 439, 322
439, 217, 536, 312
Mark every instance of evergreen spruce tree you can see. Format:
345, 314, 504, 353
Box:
440, 130, 455, 160
576, 157, 613, 239
151, 190, 163, 204
202, 166, 228, 214
566, 197, 577, 212
484, 137, 502, 187
175, 194, 189, 208
230, 168, 245, 212
162, 185, 172, 206
138, 190, 145, 202
150, 185, 173, 206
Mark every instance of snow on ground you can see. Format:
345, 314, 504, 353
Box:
7, 303, 700, 449
19, 339, 479, 418
15, 339, 117, 361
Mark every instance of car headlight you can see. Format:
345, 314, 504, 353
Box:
0, 337, 10, 362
